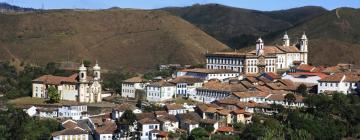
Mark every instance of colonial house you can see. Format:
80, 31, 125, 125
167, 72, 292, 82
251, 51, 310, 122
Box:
32, 62, 102, 103
165, 104, 187, 115
206, 33, 309, 74
121, 76, 148, 98
137, 118, 161, 140
266, 93, 305, 107
58, 105, 88, 120
176, 68, 239, 81
156, 114, 179, 132
193, 80, 247, 103
282, 72, 328, 84
146, 80, 176, 102
52, 119, 90, 140
111, 103, 142, 120
176, 112, 202, 133
93, 120, 117, 140
318, 72, 360, 94
169, 76, 203, 98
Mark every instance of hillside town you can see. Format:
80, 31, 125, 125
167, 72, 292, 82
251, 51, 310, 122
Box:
2, 32, 354, 140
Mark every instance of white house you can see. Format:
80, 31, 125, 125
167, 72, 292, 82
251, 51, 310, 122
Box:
165, 104, 187, 115
282, 72, 327, 84
94, 121, 117, 140
177, 68, 239, 81
137, 118, 160, 140
32, 62, 102, 103
121, 76, 148, 98
169, 76, 203, 98
318, 73, 360, 94
52, 127, 89, 140
146, 81, 176, 102
193, 80, 247, 103
58, 105, 87, 120
111, 103, 142, 120
25, 106, 37, 117
156, 114, 179, 132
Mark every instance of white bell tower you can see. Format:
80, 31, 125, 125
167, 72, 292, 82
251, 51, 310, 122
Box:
93, 61, 101, 81
78, 62, 88, 102
299, 32, 308, 64
256, 37, 264, 56
282, 32, 290, 47
92, 61, 102, 102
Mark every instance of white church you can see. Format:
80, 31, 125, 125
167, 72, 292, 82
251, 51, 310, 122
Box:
32, 62, 102, 103
206, 32, 308, 74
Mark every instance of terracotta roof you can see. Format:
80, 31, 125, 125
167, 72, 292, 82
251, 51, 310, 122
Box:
318, 73, 345, 82
138, 118, 159, 124
148, 80, 175, 87
200, 119, 218, 124
166, 104, 185, 110
200, 80, 247, 92
157, 114, 177, 122
278, 79, 297, 90
264, 72, 280, 80
156, 131, 169, 137
276, 45, 300, 53
288, 72, 328, 79
62, 120, 78, 129
196, 104, 220, 113
33, 74, 78, 85
216, 108, 231, 116
232, 91, 270, 99
123, 76, 146, 83
177, 112, 202, 123
240, 80, 255, 88
236, 101, 270, 109
154, 111, 168, 116
231, 109, 247, 114
52, 127, 87, 137
113, 103, 136, 111
136, 112, 156, 120
266, 82, 289, 90
297, 64, 316, 72
217, 126, 234, 132
248, 46, 284, 55
95, 121, 117, 134
254, 86, 272, 92
215, 98, 239, 105
180, 68, 238, 74
170, 76, 203, 84
267, 94, 304, 103
206, 52, 247, 58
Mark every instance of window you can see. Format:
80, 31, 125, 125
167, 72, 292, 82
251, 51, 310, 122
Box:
149, 125, 154, 129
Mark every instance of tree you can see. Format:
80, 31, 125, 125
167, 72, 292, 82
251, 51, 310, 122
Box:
47, 86, 60, 103
233, 122, 245, 132
118, 110, 136, 139
189, 128, 209, 140
296, 84, 308, 96
83, 60, 91, 67
284, 93, 296, 106
204, 125, 214, 133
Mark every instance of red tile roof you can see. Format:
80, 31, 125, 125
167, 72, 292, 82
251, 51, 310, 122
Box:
217, 126, 234, 132
33, 74, 78, 85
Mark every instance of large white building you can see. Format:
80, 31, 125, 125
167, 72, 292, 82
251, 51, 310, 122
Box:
318, 72, 360, 94
146, 80, 176, 102
121, 76, 148, 98
206, 33, 308, 74
32, 62, 102, 103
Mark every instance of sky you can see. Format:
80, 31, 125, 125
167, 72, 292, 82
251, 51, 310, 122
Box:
1, 0, 360, 11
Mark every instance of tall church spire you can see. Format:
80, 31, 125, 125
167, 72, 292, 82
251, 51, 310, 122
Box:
282, 32, 290, 46
256, 37, 264, 56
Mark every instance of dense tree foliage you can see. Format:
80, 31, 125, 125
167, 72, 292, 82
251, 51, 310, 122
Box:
296, 83, 308, 96
102, 71, 134, 93
236, 92, 360, 140
143, 69, 174, 80
0, 106, 60, 140
47, 86, 60, 103
0, 62, 72, 99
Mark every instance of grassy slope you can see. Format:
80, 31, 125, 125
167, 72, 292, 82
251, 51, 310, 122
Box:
0, 9, 228, 72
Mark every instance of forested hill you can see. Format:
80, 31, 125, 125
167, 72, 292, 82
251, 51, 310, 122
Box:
161, 4, 327, 49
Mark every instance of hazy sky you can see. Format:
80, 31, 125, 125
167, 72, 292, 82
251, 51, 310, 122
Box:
1, 0, 360, 11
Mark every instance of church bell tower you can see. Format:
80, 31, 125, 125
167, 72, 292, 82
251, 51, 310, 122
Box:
299, 32, 308, 64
